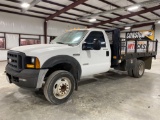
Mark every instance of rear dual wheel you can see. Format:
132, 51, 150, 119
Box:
127, 68, 134, 77
127, 60, 145, 78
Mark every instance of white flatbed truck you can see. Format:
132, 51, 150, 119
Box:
5, 29, 158, 104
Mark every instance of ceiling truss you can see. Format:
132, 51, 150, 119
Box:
0, 0, 159, 29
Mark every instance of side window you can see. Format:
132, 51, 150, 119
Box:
85, 31, 106, 47
20, 39, 41, 46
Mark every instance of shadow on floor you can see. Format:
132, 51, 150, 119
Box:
79, 70, 128, 86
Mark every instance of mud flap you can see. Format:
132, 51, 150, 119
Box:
126, 58, 137, 71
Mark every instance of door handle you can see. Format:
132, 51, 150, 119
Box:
103, 49, 108, 50
106, 51, 109, 56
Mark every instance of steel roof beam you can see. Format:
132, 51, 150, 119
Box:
88, 5, 160, 28
79, 2, 129, 24
0, 3, 95, 26
41, 0, 120, 26
0, 9, 88, 26
45, 0, 87, 21
128, 0, 160, 18
78, 0, 160, 20
96, 0, 140, 22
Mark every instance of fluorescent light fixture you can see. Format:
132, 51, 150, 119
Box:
125, 27, 131, 30
127, 5, 140, 11
89, 18, 97, 22
21, 2, 30, 8
157, 20, 160, 24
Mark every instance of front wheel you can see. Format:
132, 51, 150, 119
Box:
43, 70, 75, 104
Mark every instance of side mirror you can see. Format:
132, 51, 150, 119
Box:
93, 39, 101, 50
82, 43, 91, 50
82, 39, 101, 50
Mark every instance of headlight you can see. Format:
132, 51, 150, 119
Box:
31, 57, 35, 64
26, 57, 40, 69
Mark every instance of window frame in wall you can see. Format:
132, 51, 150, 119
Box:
0, 33, 6, 50
0, 32, 57, 49
19, 34, 41, 46
19, 38, 41, 47
19, 38, 41, 46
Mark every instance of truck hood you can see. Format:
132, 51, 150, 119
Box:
11, 44, 80, 67
11, 44, 73, 56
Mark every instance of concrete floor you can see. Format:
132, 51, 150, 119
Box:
0, 60, 160, 120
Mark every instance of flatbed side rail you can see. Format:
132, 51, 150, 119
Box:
120, 38, 158, 59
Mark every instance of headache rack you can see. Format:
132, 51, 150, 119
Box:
120, 38, 158, 59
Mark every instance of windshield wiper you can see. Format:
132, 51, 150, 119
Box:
56, 42, 75, 46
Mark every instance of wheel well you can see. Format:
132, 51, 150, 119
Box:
137, 57, 152, 69
44, 63, 75, 80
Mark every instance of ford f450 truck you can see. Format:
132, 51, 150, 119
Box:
5, 29, 158, 104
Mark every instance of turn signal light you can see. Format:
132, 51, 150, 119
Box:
26, 64, 34, 68
35, 58, 40, 69
113, 56, 117, 59
26, 57, 40, 69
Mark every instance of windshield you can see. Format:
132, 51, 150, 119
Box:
51, 30, 88, 45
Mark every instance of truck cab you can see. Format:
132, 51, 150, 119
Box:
6, 29, 111, 104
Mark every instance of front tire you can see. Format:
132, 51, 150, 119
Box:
43, 70, 75, 104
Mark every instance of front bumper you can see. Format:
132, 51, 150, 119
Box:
5, 64, 48, 89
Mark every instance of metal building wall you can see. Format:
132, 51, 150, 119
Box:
0, 12, 84, 61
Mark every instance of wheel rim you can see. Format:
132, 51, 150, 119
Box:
53, 77, 71, 99
139, 63, 144, 75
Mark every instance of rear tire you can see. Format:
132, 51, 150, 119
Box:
127, 68, 134, 77
43, 70, 75, 105
133, 60, 145, 78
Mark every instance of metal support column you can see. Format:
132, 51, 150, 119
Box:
44, 21, 47, 44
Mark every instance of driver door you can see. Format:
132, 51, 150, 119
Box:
80, 31, 110, 76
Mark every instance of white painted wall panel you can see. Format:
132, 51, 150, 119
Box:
0, 33, 4, 37
0, 12, 84, 36
40, 36, 45, 44
6, 34, 19, 49
120, 32, 125, 38
155, 24, 160, 40
0, 13, 43, 35
47, 21, 83, 36
132, 26, 152, 31
0, 50, 8, 61
40, 36, 50, 44
155, 24, 160, 58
